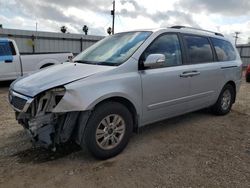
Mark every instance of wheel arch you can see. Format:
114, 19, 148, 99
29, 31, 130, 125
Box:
36, 58, 60, 69
40, 63, 55, 69
225, 80, 236, 103
74, 95, 139, 146
92, 96, 139, 132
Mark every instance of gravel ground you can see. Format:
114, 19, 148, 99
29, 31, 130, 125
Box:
0, 79, 249, 188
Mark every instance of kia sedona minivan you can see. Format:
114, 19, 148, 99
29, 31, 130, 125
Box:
9, 26, 242, 159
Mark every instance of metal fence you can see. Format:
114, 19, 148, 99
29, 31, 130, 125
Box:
237, 44, 250, 67
0, 28, 104, 55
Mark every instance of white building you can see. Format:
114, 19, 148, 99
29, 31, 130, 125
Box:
237, 44, 250, 67
0, 28, 104, 55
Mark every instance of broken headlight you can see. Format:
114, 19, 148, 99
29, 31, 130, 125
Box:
34, 87, 66, 115
50, 87, 66, 107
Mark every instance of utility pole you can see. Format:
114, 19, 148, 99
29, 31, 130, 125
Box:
111, 0, 115, 34
35, 22, 38, 41
234, 32, 240, 46
35, 22, 38, 53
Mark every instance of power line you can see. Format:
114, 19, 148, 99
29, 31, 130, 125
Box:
103, 19, 112, 28
117, 14, 125, 31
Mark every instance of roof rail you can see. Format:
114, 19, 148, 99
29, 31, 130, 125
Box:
170, 25, 224, 37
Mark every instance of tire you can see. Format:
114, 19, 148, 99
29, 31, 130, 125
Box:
211, 84, 235, 115
246, 73, 250, 83
81, 101, 133, 159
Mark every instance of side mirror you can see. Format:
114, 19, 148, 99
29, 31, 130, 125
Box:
144, 54, 165, 68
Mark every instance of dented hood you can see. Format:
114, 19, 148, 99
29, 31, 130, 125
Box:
11, 62, 115, 97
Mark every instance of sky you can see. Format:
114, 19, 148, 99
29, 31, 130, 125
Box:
0, 0, 250, 44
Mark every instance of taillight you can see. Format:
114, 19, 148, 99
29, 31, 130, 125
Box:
247, 65, 250, 72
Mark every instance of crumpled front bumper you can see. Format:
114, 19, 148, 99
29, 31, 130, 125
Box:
8, 89, 64, 148
8, 88, 90, 150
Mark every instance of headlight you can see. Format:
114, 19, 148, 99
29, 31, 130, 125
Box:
51, 87, 66, 93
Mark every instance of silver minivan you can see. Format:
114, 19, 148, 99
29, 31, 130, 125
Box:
9, 26, 242, 159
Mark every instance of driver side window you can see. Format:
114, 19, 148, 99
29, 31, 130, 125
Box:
142, 34, 182, 68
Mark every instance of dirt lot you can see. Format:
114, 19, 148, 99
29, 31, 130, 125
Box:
0, 80, 249, 188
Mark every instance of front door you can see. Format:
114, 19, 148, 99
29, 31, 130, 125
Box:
140, 33, 191, 125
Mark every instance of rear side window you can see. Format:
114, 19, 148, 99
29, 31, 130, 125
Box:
0, 41, 16, 56
211, 38, 236, 61
184, 35, 213, 64
0, 41, 12, 56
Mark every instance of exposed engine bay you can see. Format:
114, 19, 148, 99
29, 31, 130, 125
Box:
9, 87, 89, 150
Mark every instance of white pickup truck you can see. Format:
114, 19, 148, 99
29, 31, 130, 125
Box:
0, 38, 73, 81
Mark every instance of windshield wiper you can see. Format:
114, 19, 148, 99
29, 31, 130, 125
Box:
96, 62, 119, 66
74, 60, 118, 66
73, 60, 98, 65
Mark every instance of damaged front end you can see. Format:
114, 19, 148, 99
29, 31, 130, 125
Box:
8, 87, 80, 150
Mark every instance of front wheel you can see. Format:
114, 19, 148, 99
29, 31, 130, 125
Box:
211, 84, 235, 115
81, 102, 133, 159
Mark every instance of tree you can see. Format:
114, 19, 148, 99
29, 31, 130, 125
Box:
0, 24, 2, 28
107, 27, 112, 35
60, 26, 67, 33
82, 25, 88, 35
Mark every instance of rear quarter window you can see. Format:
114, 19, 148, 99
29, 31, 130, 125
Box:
211, 38, 236, 61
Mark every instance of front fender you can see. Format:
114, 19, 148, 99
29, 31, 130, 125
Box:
53, 90, 140, 114
52, 72, 142, 116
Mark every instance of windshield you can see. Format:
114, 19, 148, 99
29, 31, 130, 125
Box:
73, 31, 152, 66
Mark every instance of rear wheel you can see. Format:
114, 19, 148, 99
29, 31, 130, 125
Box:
81, 102, 133, 159
211, 84, 235, 115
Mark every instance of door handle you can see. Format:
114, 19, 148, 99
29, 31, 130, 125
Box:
180, 71, 200, 78
190, 71, 200, 76
180, 72, 191, 78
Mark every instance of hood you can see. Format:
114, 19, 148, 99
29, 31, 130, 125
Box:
11, 62, 115, 97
